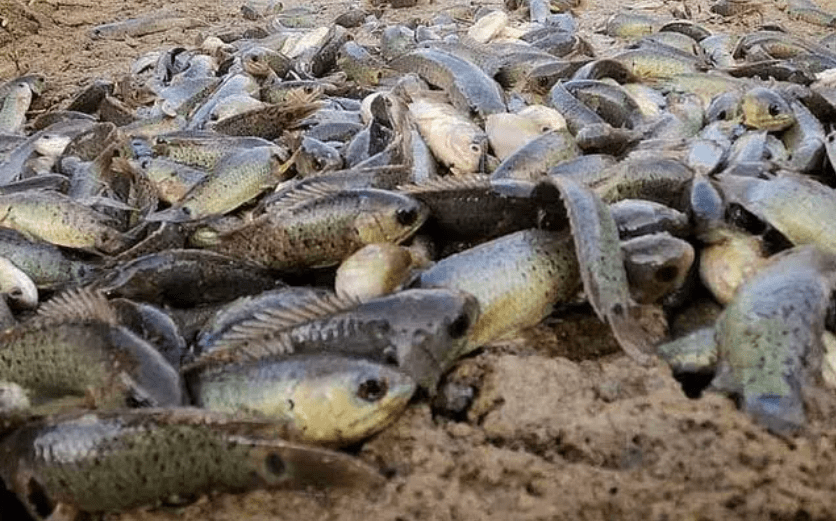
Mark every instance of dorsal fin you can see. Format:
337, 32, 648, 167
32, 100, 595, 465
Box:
264, 181, 342, 215
398, 174, 490, 195
35, 287, 117, 325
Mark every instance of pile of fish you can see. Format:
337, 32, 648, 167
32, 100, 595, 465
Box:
2, 0, 836, 517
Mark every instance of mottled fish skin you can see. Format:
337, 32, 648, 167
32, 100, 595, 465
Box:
0, 289, 182, 409
390, 48, 506, 119
741, 87, 795, 131
0, 191, 127, 254
187, 354, 416, 446
490, 130, 580, 181
418, 229, 581, 350
0, 408, 384, 518
0, 229, 89, 290
203, 187, 428, 271
0, 80, 32, 134
147, 146, 291, 222
551, 177, 656, 365
191, 288, 479, 392
95, 249, 277, 308
152, 131, 277, 171
713, 246, 836, 435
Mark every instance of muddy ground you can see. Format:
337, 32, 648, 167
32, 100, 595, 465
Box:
3, 0, 836, 519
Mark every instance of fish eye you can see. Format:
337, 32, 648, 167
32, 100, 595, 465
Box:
264, 452, 286, 476
447, 312, 471, 340
469, 143, 482, 154
357, 378, 389, 402
395, 207, 419, 226
655, 266, 679, 283
716, 110, 726, 120
768, 103, 781, 117
540, 125, 552, 133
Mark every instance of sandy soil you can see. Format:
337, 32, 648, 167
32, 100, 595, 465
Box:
3, 0, 836, 519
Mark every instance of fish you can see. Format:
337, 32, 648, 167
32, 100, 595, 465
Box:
0, 288, 183, 410
0, 408, 384, 518
186, 354, 415, 446
199, 185, 428, 271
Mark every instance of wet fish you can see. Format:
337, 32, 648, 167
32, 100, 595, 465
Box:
187, 354, 415, 445
95, 249, 277, 307
199, 185, 428, 271
0, 288, 182, 410
335, 243, 415, 301
409, 97, 487, 174
390, 48, 506, 118
714, 246, 836, 434
417, 229, 580, 350
0, 191, 127, 254
0, 408, 384, 518
0, 256, 38, 309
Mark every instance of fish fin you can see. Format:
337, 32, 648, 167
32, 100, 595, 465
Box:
263, 180, 342, 215
397, 174, 491, 194
35, 286, 118, 325
208, 291, 359, 351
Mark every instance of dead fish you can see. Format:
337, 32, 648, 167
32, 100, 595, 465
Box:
718, 173, 836, 255
89, 11, 206, 40
409, 96, 487, 175
186, 354, 415, 446
198, 185, 428, 271
551, 176, 658, 365
0, 80, 33, 134
0, 288, 182, 410
621, 232, 695, 304
491, 130, 580, 181
190, 288, 479, 392
147, 146, 293, 222
699, 227, 768, 305
714, 246, 836, 434
95, 249, 277, 307
0, 191, 127, 254
417, 229, 580, 350
0, 408, 384, 518
390, 48, 506, 119
0, 229, 90, 290
741, 86, 795, 131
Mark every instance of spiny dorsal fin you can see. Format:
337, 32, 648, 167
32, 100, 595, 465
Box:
398, 174, 491, 195
214, 291, 359, 347
35, 287, 117, 325
264, 181, 342, 215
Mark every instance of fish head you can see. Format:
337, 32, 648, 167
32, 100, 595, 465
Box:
448, 132, 487, 175
286, 358, 415, 444
741, 87, 794, 131
354, 191, 429, 245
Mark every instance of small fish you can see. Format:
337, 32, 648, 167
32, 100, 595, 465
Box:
187, 354, 415, 446
409, 96, 487, 174
200, 185, 428, 271
741, 87, 795, 131
0, 191, 127, 254
95, 249, 277, 307
0, 288, 182, 410
89, 12, 206, 40
417, 229, 580, 350
714, 246, 836, 434
0, 408, 384, 518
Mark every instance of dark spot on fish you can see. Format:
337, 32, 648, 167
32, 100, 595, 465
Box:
265, 452, 286, 476
395, 207, 419, 226
26, 478, 53, 519
611, 303, 624, 317
358, 378, 389, 402
287, 398, 294, 411
447, 312, 471, 340
655, 266, 679, 283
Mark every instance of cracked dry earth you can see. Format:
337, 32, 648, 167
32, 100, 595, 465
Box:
3, 0, 836, 519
